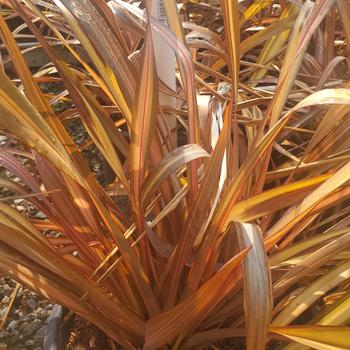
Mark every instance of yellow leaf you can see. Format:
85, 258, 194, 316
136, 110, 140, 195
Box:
270, 326, 350, 350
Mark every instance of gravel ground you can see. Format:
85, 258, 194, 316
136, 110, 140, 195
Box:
0, 278, 53, 349
0, 114, 109, 350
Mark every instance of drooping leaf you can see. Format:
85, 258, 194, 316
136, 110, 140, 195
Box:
236, 222, 272, 350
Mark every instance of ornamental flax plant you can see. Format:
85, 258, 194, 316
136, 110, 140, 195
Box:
1, 0, 350, 349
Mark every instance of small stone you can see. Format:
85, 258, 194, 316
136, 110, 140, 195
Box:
18, 315, 30, 323
0, 342, 7, 348
1, 285, 13, 297
16, 205, 25, 212
24, 339, 34, 347
35, 211, 47, 219
10, 329, 19, 336
22, 319, 42, 337
8, 280, 17, 288
33, 335, 44, 346
33, 306, 43, 314
35, 325, 47, 337
7, 320, 18, 331
19, 321, 29, 332
14, 308, 23, 316
26, 298, 37, 310
29, 313, 38, 320
0, 135, 7, 142
37, 309, 48, 319
0, 331, 9, 339
13, 199, 24, 205
44, 304, 53, 311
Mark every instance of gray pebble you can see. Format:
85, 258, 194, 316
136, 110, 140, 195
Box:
0, 331, 9, 339
1, 285, 13, 297
44, 303, 53, 310
19, 321, 29, 332
22, 319, 42, 337
14, 309, 24, 317
35, 325, 47, 337
27, 298, 37, 310
29, 313, 38, 320
7, 320, 18, 331
33, 335, 45, 346
28, 292, 37, 299
10, 329, 19, 336
35, 211, 47, 219
33, 306, 43, 314
24, 339, 34, 347
37, 309, 48, 319
13, 199, 24, 205
18, 315, 30, 323
16, 205, 25, 212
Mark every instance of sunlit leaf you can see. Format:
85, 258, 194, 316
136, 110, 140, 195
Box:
270, 326, 350, 350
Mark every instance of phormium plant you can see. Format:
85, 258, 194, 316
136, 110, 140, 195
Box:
1, 0, 350, 349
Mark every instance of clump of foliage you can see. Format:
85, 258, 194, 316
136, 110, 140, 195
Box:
1, 0, 350, 349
